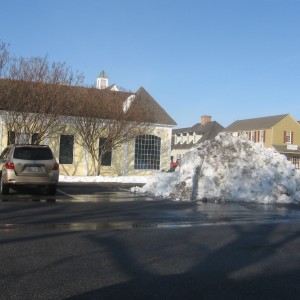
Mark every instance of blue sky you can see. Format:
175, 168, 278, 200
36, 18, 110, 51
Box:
1, 0, 300, 128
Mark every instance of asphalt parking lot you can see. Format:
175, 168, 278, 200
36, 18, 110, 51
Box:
0, 182, 146, 202
1, 183, 300, 299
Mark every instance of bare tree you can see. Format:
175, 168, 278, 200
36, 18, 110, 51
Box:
71, 87, 155, 175
0, 42, 158, 175
8, 55, 84, 85
0, 41, 10, 77
0, 55, 84, 145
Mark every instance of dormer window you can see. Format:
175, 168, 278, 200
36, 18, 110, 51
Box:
123, 95, 135, 113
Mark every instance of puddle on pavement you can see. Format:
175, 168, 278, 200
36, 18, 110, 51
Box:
0, 222, 191, 231
1, 217, 299, 232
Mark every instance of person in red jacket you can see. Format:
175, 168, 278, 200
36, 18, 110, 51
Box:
169, 157, 180, 172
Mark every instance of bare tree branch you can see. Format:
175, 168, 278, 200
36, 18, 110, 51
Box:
0, 41, 10, 77
0, 55, 84, 145
71, 88, 155, 175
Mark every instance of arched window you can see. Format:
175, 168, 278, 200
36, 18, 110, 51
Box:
134, 135, 161, 170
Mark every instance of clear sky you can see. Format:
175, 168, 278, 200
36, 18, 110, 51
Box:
1, 0, 300, 128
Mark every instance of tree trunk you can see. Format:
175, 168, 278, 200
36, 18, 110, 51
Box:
96, 154, 102, 176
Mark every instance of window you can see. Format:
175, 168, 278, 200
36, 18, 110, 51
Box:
259, 130, 265, 143
134, 135, 161, 170
99, 138, 112, 166
7, 131, 15, 145
31, 133, 39, 145
250, 131, 256, 143
291, 156, 300, 169
284, 131, 293, 144
59, 135, 74, 164
7, 131, 40, 145
13, 147, 53, 160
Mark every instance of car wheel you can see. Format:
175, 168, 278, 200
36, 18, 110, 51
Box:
0, 175, 9, 195
47, 185, 57, 196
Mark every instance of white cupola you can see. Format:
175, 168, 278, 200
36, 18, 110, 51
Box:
96, 70, 109, 89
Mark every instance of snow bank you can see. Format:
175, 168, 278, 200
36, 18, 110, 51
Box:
132, 133, 300, 204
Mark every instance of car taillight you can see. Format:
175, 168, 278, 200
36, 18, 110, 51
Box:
53, 163, 59, 171
6, 162, 15, 170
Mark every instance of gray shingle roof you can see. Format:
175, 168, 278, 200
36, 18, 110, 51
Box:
173, 121, 223, 137
171, 121, 224, 150
0, 79, 176, 126
172, 141, 196, 150
136, 87, 177, 126
223, 114, 289, 132
273, 144, 300, 155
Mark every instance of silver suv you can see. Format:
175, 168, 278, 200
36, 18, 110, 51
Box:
0, 144, 59, 195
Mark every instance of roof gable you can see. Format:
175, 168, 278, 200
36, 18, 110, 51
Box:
136, 87, 176, 126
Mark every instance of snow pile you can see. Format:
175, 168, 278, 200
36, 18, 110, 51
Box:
132, 133, 300, 204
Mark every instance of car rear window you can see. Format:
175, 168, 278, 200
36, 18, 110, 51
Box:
13, 147, 54, 160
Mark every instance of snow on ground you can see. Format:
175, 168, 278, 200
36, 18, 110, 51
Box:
59, 175, 148, 184
132, 133, 300, 204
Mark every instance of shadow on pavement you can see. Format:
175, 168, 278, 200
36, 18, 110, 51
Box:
66, 223, 300, 300
66, 270, 300, 300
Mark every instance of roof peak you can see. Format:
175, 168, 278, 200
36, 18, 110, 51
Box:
98, 70, 109, 78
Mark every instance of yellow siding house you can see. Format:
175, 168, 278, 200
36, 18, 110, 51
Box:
223, 114, 300, 169
0, 73, 176, 176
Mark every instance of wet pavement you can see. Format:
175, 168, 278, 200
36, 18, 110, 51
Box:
1, 183, 300, 299
1, 183, 300, 230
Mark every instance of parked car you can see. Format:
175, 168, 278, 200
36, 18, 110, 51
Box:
0, 144, 59, 195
